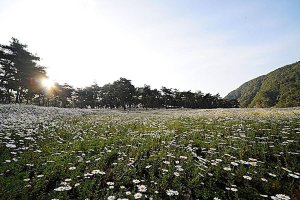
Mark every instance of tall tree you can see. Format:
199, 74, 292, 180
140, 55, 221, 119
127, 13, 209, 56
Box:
12, 38, 40, 103
85, 82, 100, 108
112, 78, 135, 110
99, 83, 118, 108
25, 65, 47, 104
138, 85, 162, 109
161, 87, 175, 108
0, 39, 17, 103
57, 83, 75, 108
0, 38, 41, 103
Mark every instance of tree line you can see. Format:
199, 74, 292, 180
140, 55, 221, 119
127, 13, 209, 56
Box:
0, 38, 239, 109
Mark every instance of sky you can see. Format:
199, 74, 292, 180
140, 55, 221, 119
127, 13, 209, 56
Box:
0, 0, 299, 97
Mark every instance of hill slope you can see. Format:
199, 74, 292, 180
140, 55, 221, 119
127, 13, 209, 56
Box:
225, 61, 300, 107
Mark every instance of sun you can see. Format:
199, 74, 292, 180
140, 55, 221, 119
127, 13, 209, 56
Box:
41, 78, 55, 89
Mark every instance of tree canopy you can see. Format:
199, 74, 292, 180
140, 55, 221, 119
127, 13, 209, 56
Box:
0, 38, 239, 109
225, 61, 300, 108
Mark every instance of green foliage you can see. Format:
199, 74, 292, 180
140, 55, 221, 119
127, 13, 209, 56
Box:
225, 61, 300, 108
0, 38, 239, 109
1, 107, 299, 199
0, 38, 45, 104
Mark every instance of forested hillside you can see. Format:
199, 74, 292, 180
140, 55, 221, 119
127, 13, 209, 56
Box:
225, 61, 300, 107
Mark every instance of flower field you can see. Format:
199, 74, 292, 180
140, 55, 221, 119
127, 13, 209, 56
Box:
0, 105, 299, 200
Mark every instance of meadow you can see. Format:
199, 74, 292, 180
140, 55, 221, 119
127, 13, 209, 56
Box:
0, 105, 299, 200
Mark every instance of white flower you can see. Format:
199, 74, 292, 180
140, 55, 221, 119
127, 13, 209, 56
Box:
54, 185, 72, 191
6, 143, 16, 148
107, 196, 116, 200
259, 194, 268, 198
92, 170, 105, 175
174, 172, 180, 177
125, 191, 131, 195
275, 194, 291, 200
166, 189, 179, 196
163, 161, 170, 165
288, 173, 299, 179
268, 173, 277, 177
175, 165, 184, 171
281, 167, 292, 173
223, 167, 231, 171
134, 192, 142, 199
132, 179, 140, 184
69, 167, 76, 170
75, 183, 80, 187
271, 196, 280, 200
84, 173, 93, 177
261, 178, 268, 182
249, 162, 257, 166
137, 185, 147, 192
162, 169, 168, 172
243, 175, 252, 180
107, 182, 114, 186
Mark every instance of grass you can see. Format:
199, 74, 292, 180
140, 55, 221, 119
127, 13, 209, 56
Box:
0, 105, 299, 199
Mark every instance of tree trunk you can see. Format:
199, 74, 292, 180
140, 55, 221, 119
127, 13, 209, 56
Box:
38, 94, 41, 106
19, 90, 23, 103
6, 89, 11, 103
15, 90, 20, 103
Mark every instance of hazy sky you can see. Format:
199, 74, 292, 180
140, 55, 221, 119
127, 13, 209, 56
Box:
0, 0, 299, 96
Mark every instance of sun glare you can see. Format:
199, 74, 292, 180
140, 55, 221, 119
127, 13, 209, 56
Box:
41, 78, 55, 89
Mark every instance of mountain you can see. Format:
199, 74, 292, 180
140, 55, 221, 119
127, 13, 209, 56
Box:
225, 61, 300, 108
